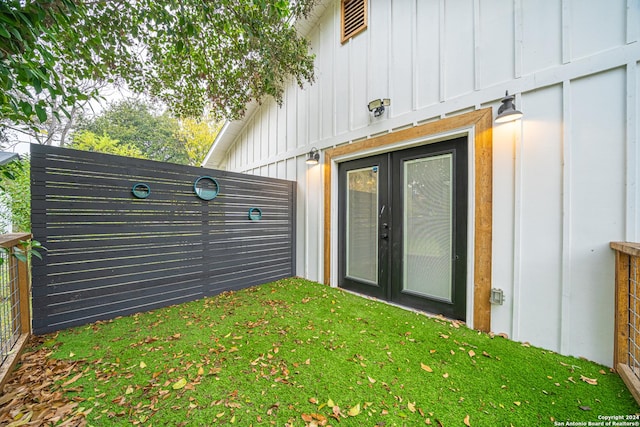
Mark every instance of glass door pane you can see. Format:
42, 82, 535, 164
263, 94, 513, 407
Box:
403, 154, 453, 301
346, 167, 379, 284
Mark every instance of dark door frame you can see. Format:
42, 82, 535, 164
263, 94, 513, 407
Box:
337, 138, 468, 320
324, 108, 493, 332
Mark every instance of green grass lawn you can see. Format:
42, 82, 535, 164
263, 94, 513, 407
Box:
25, 278, 640, 425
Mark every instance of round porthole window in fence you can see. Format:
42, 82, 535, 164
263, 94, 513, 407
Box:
248, 207, 262, 221
194, 176, 219, 200
132, 183, 151, 199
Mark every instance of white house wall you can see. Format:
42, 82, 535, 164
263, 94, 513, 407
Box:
211, 0, 640, 367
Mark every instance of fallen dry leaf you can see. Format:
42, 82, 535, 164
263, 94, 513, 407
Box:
172, 378, 187, 390
302, 413, 327, 425
580, 375, 598, 385
347, 403, 361, 417
421, 363, 433, 373
464, 414, 471, 426
468, 350, 476, 358
332, 405, 345, 419
0, 335, 88, 427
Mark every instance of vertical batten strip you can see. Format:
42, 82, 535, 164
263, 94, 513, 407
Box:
514, 0, 523, 79
561, 0, 571, 64
510, 111, 524, 340
560, 80, 573, 354
348, 39, 354, 132
332, 1, 338, 138
439, 0, 446, 102
366, 5, 373, 124
473, 0, 481, 91
316, 164, 324, 282
387, 0, 394, 118
627, 0, 639, 44
305, 158, 311, 279
411, 0, 418, 111
318, 23, 324, 142
627, 63, 638, 241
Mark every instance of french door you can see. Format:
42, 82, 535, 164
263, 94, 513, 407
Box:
338, 137, 468, 320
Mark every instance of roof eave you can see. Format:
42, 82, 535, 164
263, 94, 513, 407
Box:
202, 0, 333, 169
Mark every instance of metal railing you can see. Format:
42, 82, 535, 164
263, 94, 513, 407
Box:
611, 241, 640, 405
0, 232, 32, 390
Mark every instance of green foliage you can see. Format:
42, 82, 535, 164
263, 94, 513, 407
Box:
0, 238, 45, 266
0, 0, 94, 128
0, 156, 30, 233
74, 100, 188, 163
71, 130, 144, 159
178, 118, 223, 166
1, 0, 318, 130
42, 279, 637, 426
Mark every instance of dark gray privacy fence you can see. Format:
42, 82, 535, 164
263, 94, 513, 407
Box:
31, 144, 296, 334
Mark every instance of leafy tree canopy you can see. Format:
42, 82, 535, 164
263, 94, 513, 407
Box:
177, 118, 223, 166
73, 100, 188, 163
0, 156, 30, 233
70, 130, 145, 159
1, 0, 318, 128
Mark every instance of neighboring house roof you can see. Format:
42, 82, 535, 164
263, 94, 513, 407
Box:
203, 0, 333, 169
0, 152, 20, 166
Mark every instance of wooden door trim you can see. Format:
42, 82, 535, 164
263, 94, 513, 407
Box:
323, 108, 493, 331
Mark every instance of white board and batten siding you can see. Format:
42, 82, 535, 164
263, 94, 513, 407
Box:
205, 0, 640, 367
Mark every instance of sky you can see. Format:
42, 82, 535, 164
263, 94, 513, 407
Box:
7, 84, 134, 154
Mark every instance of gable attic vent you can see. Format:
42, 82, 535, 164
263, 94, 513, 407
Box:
341, 0, 367, 43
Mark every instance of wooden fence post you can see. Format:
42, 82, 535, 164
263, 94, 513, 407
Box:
18, 251, 30, 334
613, 249, 629, 369
0, 233, 33, 390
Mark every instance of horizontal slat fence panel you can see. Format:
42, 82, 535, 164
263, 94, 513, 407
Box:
31, 144, 296, 334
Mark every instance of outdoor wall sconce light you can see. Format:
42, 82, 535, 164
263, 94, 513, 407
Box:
368, 98, 390, 117
495, 91, 523, 123
306, 147, 320, 165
